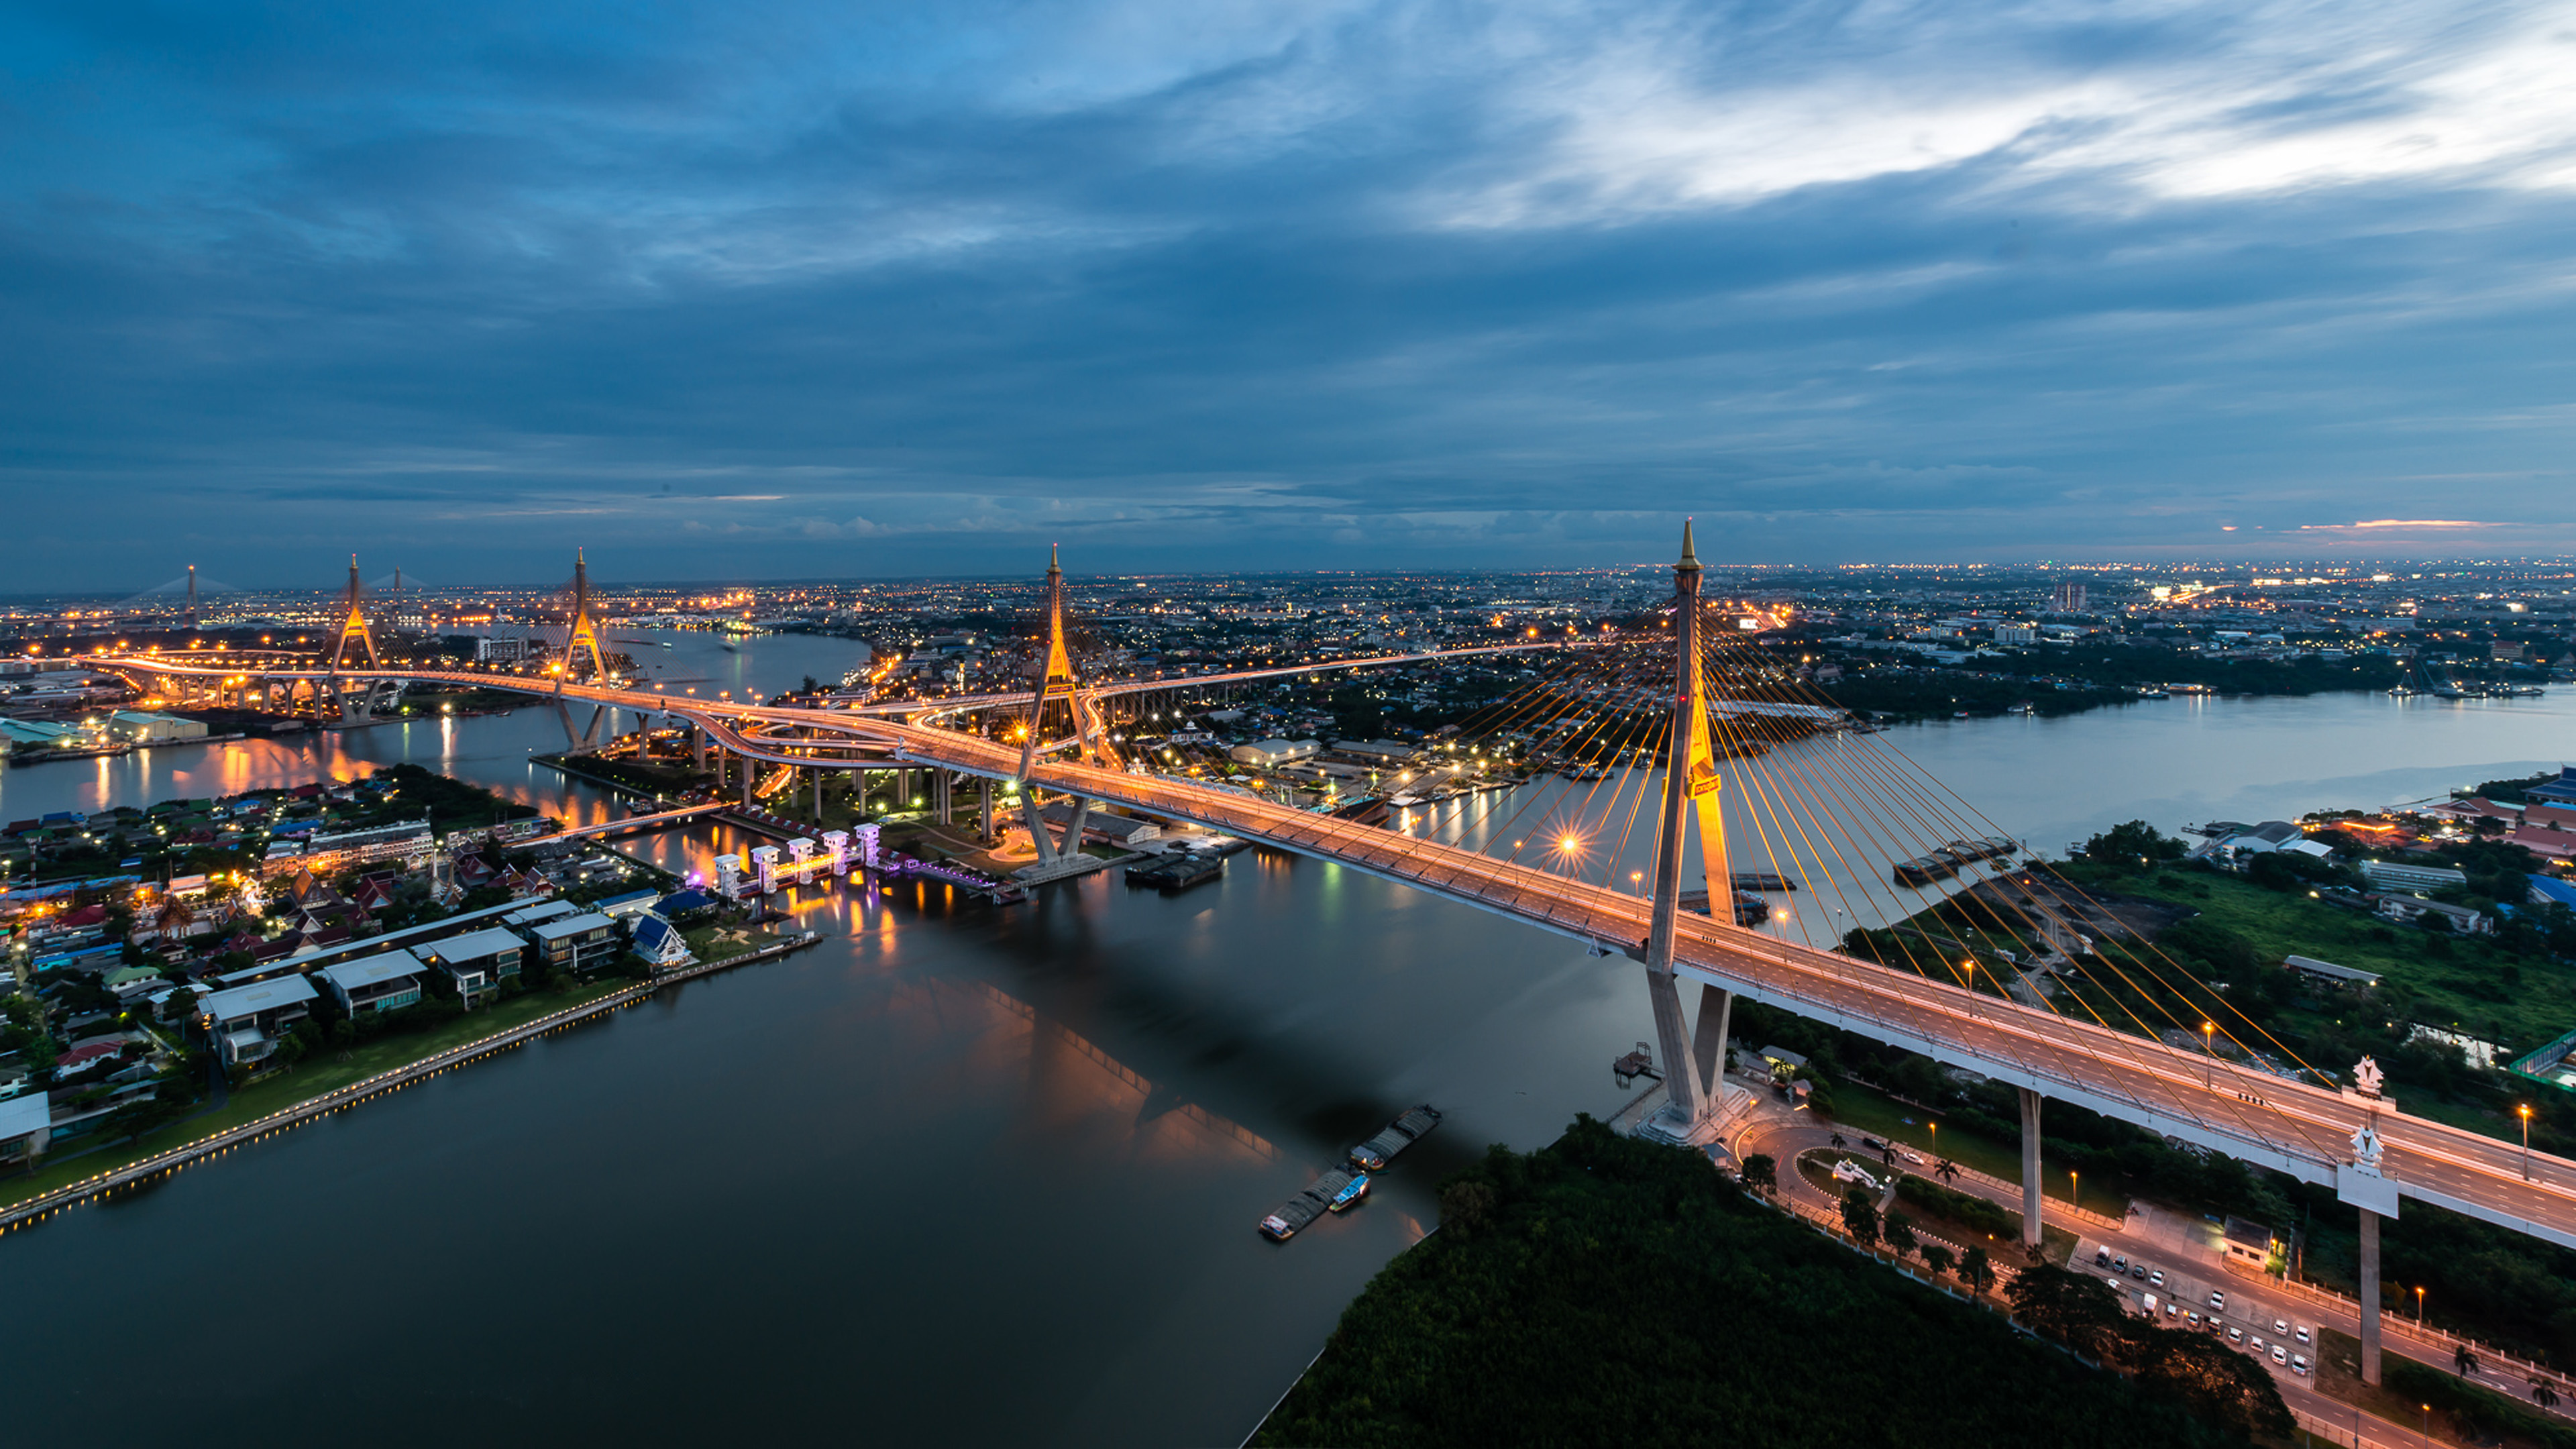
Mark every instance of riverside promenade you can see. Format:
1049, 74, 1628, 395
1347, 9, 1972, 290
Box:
0, 931, 825, 1235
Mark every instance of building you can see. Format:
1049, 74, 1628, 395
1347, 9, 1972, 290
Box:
1228, 738, 1321, 769
105, 710, 209, 744
525, 911, 619, 974
2526, 767, 2576, 808
2051, 582, 2087, 613
2530, 875, 2576, 911
2284, 955, 2381, 989
592, 888, 661, 922
1992, 625, 2037, 645
2371, 895, 2489, 934
315, 949, 429, 1015
502, 898, 579, 931
199, 975, 319, 1066
417, 926, 527, 1004
0, 1093, 52, 1169
2361, 859, 2469, 892
300, 818, 434, 870
631, 914, 695, 970
2221, 1217, 2280, 1273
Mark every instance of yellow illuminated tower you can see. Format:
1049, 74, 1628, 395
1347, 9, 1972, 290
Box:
329, 555, 379, 672
1017, 545, 1106, 777
559, 548, 609, 690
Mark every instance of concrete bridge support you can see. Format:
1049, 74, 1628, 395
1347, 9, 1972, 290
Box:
692, 725, 708, 772
979, 779, 994, 841
2019, 1087, 2044, 1253
2359, 1208, 2383, 1385
934, 769, 953, 825
1014, 790, 1102, 882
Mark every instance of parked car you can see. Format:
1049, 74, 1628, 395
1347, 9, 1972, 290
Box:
2187, 1311, 2203, 1327
2130, 1263, 2147, 1280
2273, 1318, 2289, 1336
2210, 1291, 2226, 1310
2292, 1354, 2310, 1376
2250, 1336, 2267, 1355
2114, 1256, 2129, 1272
2095, 1248, 2112, 1267
2294, 1325, 2310, 1345
2229, 1328, 2244, 1344
2271, 1346, 2289, 1366
2149, 1270, 2165, 1287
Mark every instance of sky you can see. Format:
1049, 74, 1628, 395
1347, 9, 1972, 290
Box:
3, 0, 2573, 588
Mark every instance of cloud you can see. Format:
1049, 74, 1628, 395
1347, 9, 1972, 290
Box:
0, 0, 2571, 585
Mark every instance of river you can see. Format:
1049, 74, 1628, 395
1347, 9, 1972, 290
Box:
3, 650, 2569, 1447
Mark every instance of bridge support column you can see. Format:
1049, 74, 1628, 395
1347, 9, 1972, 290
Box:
1020, 794, 1062, 867
2359, 1207, 2383, 1386
1642, 970, 1703, 1124
741, 757, 753, 809
980, 780, 994, 841
935, 770, 953, 824
813, 769, 824, 822
692, 726, 707, 771
2018, 1087, 2043, 1253
1690, 985, 1733, 1104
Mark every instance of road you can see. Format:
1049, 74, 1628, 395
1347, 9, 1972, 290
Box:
1730, 1089, 2576, 1442
84, 655, 2576, 1255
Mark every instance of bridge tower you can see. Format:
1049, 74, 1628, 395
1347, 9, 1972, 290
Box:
1641, 521, 1737, 1136
1016, 545, 1107, 779
329, 555, 379, 672
558, 548, 610, 690
186, 565, 199, 631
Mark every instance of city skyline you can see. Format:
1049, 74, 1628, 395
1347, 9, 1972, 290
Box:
5, 1, 2572, 579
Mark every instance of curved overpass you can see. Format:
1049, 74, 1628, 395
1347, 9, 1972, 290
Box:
78, 653, 2576, 1250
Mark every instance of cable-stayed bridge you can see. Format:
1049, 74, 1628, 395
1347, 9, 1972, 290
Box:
79, 531, 2576, 1386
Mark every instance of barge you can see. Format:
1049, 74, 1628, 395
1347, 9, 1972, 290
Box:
1349, 1105, 1444, 1171
1260, 1168, 1363, 1240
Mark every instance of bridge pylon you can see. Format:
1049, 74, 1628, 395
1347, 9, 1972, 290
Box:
1641, 520, 1737, 1137
329, 555, 380, 674
557, 549, 610, 692
1016, 545, 1112, 779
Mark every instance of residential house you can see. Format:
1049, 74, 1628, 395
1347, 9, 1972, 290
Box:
315, 949, 428, 1015
0, 1094, 51, 1169
592, 889, 660, 922
199, 975, 319, 1065
525, 912, 619, 975
416, 926, 526, 1004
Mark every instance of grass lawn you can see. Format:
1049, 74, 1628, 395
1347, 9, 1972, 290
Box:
2087, 869, 2574, 1050
0, 979, 631, 1211
1821, 1074, 2134, 1218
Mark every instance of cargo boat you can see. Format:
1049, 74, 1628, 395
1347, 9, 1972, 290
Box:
1350, 1105, 1444, 1171
1260, 1168, 1362, 1240
1124, 852, 1223, 891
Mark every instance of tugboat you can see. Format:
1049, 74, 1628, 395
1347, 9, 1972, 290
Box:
1328, 1173, 1372, 1212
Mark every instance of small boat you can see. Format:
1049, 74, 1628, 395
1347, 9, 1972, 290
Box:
1328, 1174, 1371, 1212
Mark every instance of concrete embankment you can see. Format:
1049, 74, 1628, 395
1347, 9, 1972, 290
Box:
0, 932, 825, 1235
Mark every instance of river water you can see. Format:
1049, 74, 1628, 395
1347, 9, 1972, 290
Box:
3, 648, 2571, 1447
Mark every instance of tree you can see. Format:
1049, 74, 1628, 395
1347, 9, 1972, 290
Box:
1921, 1244, 1956, 1282
1829, 1131, 1846, 1149
1883, 1211, 1919, 1263
2005, 1265, 2129, 1357
1962, 1246, 1995, 1297
2532, 1379, 2559, 1411
1439, 1179, 1497, 1234
104, 1094, 187, 1145
2127, 1328, 2295, 1440
1935, 1158, 1960, 1183
1740, 1154, 1776, 1196
2456, 1344, 2479, 1375
2084, 820, 2184, 873
1841, 1187, 1880, 1250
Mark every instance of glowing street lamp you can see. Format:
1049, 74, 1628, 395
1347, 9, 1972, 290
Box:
2520, 1102, 2535, 1180
2202, 1021, 2216, 1087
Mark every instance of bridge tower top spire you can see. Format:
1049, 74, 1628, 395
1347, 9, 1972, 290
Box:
558, 547, 608, 693
329, 554, 379, 674
1018, 543, 1107, 777
186, 564, 198, 631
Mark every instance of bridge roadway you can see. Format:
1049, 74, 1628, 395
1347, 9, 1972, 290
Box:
83, 657, 2576, 1250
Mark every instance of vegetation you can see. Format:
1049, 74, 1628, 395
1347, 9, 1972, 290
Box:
2003, 1265, 2291, 1440
1252, 1116, 2261, 1448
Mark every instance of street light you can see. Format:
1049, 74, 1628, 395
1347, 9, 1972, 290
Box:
2520, 1102, 2535, 1180
2202, 1021, 2216, 1087
2416, 1285, 2426, 1323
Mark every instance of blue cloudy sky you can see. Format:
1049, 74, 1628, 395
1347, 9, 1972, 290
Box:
3, 0, 2573, 587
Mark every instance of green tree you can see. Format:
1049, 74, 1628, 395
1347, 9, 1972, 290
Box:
2084, 820, 2185, 872
1921, 1243, 1956, 1282
1883, 1211, 1919, 1263
1841, 1187, 1880, 1250
1740, 1154, 1776, 1196
1962, 1246, 1995, 1297
2005, 1264, 2129, 1357
103, 1095, 187, 1145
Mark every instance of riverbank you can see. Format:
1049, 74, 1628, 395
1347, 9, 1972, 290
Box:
0, 930, 821, 1228
1250, 1116, 2261, 1448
